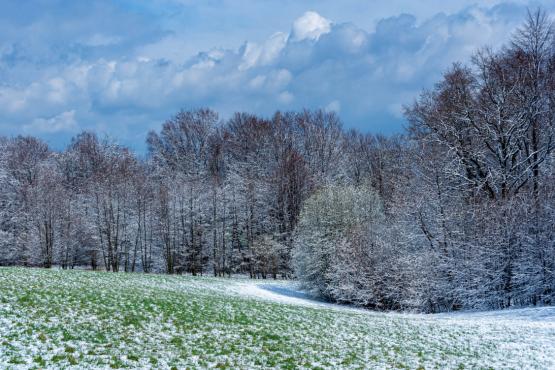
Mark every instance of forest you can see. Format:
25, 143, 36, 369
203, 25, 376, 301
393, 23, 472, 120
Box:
0, 10, 554, 313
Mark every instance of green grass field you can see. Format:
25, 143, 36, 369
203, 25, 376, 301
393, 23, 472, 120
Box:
0, 267, 554, 369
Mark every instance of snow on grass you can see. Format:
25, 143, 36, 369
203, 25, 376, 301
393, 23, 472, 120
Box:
0, 267, 554, 369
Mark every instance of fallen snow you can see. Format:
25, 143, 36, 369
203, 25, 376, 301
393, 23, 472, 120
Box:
1, 268, 554, 369
435, 305, 555, 322
233, 279, 555, 368
233, 281, 333, 308
233, 279, 555, 322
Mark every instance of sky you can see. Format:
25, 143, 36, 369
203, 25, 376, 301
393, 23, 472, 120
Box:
0, 0, 553, 151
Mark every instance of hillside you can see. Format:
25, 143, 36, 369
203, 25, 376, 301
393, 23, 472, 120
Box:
1, 268, 554, 369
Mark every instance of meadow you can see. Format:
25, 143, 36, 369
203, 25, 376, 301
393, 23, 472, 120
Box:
0, 267, 554, 369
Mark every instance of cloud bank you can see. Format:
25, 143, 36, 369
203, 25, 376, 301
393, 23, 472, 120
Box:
0, 1, 552, 150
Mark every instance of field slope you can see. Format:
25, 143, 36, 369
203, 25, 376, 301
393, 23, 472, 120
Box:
1, 268, 554, 369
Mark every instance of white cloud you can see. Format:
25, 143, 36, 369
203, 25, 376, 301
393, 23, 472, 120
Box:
239, 32, 288, 70
291, 11, 332, 41
24, 110, 77, 133
278, 91, 294, 104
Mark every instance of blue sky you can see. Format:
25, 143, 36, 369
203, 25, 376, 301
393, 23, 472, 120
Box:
0, 0, 553, 151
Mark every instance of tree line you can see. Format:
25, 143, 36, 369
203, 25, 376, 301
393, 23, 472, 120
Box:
0, 10, 554, 312
0, 109, 348, 278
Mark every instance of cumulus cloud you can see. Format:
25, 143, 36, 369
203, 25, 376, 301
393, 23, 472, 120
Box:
239, 32, 288, 70
0, 1, 553, 150
23, 110, 77, 134
291, 11, 332, 41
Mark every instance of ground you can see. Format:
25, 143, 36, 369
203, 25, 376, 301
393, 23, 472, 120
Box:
0, 268, 554, 369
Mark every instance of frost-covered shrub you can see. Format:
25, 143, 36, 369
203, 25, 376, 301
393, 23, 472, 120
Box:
293, 184, 406, 308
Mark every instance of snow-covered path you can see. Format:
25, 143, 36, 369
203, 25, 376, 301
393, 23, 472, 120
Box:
233, 281, 337, 308
233, 280, 388, 314
233, 279, 555, 323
